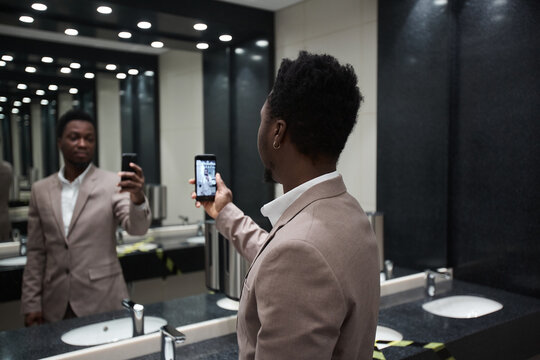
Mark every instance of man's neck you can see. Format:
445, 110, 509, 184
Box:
64, 163, 89, 182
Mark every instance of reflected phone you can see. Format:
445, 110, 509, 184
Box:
121, 153, 137, 180
195, 154, 217, 201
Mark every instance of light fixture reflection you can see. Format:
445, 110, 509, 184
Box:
151, 41, 164, 48
193, 23, 207, 31
118, 31, 132, 39
17, 83, 28, 90
256, 40, 269, 47
137, 21, 151, 29
144, 70, 154, 76
25, 66, 37, 73
14, 101, 22, 107
235, 48, 245, 55
1, 55, 13, 61
116, 73, 126, 79
12, 108, 19, 114
0, 61, 6, 67
60, 67, 71, 74
36, 89, 45, 95
69, 88, 78, 94
19, 16, 34, 23
65, 28, 78, 36
41, 56, 53, 63
40, 99, 49, 105
31, 3, 47, 11
48, 84, 58, 91
105, 64, 117, 71
128, 69, 139, 75
196, 43, 209, 50
84, 72, 95, 79
219, 35, 232, 42
70, 62, 81, 69
97, 6, 112, 14
22, 97, 31, 103
0, 97, 7, 102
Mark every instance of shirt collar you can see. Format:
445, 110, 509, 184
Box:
260, 171, 340, 226
58, 163, 92, 185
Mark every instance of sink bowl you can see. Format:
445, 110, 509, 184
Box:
185, 236, 205, 245
375, 326, 403, 349
422, 295, 503, 319
61, 316, 167, 346
0, 256, 27, 267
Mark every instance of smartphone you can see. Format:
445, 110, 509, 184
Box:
121, 153, 137, 180
195, 154, 217, 201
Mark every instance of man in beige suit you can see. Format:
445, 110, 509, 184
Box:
192, 52, 380, 359
0, 160, 12, 242
22, 110, 151, 325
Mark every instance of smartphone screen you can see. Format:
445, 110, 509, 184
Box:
195, 154, 217, 201
121, 153, 137, 180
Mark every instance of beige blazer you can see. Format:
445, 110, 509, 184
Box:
217, 176, 380, 360
21, 165, 151, 322
0, 161, 12, 242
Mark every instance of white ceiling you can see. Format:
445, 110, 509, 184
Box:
217, 0, 304, 11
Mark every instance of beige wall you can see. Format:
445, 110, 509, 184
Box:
275, 0, 378, 211
159, 49, 204, 226
96, 74, 122, 172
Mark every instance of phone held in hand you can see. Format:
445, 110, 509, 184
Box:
121, 153, 137, 180
195, 154, 217, 201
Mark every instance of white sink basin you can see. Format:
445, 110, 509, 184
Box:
61, 316, 167, 346
375, 326, 403, 349
185, 236, 205, 245
422, 295, 503, 319
0, 256, 27, 267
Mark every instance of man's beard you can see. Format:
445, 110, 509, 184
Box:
263, 167, 276, 183
73, 161, 90, 171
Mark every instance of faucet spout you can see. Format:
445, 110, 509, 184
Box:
122, 299, 145, 337
161, 325, 186, 360
425, 269, 452, 297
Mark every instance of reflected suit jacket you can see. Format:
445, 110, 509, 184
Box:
216, 176, 380, 360
21, 164, 151, 322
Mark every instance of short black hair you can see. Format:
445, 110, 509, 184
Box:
269, 51, 362, 160
56, 109, 96, 139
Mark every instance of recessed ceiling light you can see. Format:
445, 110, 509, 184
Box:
40, 99, 49, 105
19, 15, 34, 23
0, 97, 6, 102
105, 64, 117, 71
144, 70, 154, 76
60, 67, 71, 74
69, 88, 78, 94
65, 28, 78, 36
219, 35, 232, 42
25, 66, 37, 73
48, 84, 58, 91
137, 21, 151, 29
31, 3, 47, 11
196, 43, 209, 50
0, 106, 2, 111
0, 114, 4, 119
84, 72, 95, 79
118, 31, 131, 39
22, 97, 31, 103
36, 89, 45, 95
13, 101, 22, 107
17, 83, 28, 90
252, 55, 262, 61
433, 0, 447, 5
97, 6, 112, 14
151, 41, 164, 48
69, 62, 81, 69
128, 69, 139, 75
0, 61, 6, 67
12, 108, 19, 114
235, 48, 245, 55
256, 40, 269, 47
41, 56, 53, 63
116, 73, 126, 79
193, 23, 207, 31
2, 55, 13, 61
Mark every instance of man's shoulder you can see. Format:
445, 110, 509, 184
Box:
32, 172, 58, 189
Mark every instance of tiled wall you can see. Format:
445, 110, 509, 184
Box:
275, 0, 378, 211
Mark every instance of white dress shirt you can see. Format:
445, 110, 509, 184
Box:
58, 164, 92, 237
260, 171, 340, 226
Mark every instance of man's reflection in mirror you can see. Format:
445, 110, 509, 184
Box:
21, 110, 152, 326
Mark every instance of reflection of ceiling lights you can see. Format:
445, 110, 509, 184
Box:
128, 69, 139, 75
60, 67, 71, 74
0, 114, 4, 119
36, 89, 45, 95
22, 97, 31, 103
65, 28, 79, 36
433, 0, 447, 5
219, 35, 232, 42
25, 66, 37, 73
1, 55, 13, 61
69, 88, 78, 94
106, 64, 117, 71
84, 72, 95, 79
40, 99, 49, 105
0, 61, 6, 67
97, 6, 112, 14
12, 108, 19, 114
70, 62, 81, 69
41, 56, 53, 63
252, 55, 262, 61
0, 97, 6, 102
17, 83, 28, 90
31, 3, 47, 11
116, 73, 127, 79
193, 23, 207, 31
137, 21, 152, 29
48, 84, 58, 91
118, 31, 132, 39
235, 48, 245, 55
144, 70, 154, 76
14, 101, 22, 107
256, 40, 269, 47
151, 41, 164, 48
196, 43, 209, 50
0, 106, 2, 111
19, 16, 34, 23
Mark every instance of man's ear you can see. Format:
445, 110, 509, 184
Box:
274, 119, 287, 143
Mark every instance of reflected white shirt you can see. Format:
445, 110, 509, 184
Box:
260, 171, 340, 227
58, 164, 92, 237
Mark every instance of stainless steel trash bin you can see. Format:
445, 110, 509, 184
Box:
144, 184, 167, 220
204, 220, 222, 292
366, 211, 384, 272
223, 239, 249, 301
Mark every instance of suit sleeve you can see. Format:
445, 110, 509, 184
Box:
254, 240, 346, 360
21, 189, 46, 314
112, 192, 152, 235
216, 203, 268, 263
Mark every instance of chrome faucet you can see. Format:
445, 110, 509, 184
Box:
425, 269, 452, 297
122, 299, 144, 337
160, 324, 186, 360
196, 220, 204, 236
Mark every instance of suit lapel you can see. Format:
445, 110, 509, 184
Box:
49, 176, 66, 242
68, 165, 98, 238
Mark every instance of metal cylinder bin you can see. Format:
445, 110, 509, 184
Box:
366, 211, 384, 272
204, 220, 222, 292
144, 184, 167, 220
223, 239, 249, 300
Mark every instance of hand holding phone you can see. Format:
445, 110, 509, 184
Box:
121, 153, 137, 180
195, 154, 217, 201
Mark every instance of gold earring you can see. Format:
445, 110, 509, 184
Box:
273, 141, 280, 150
